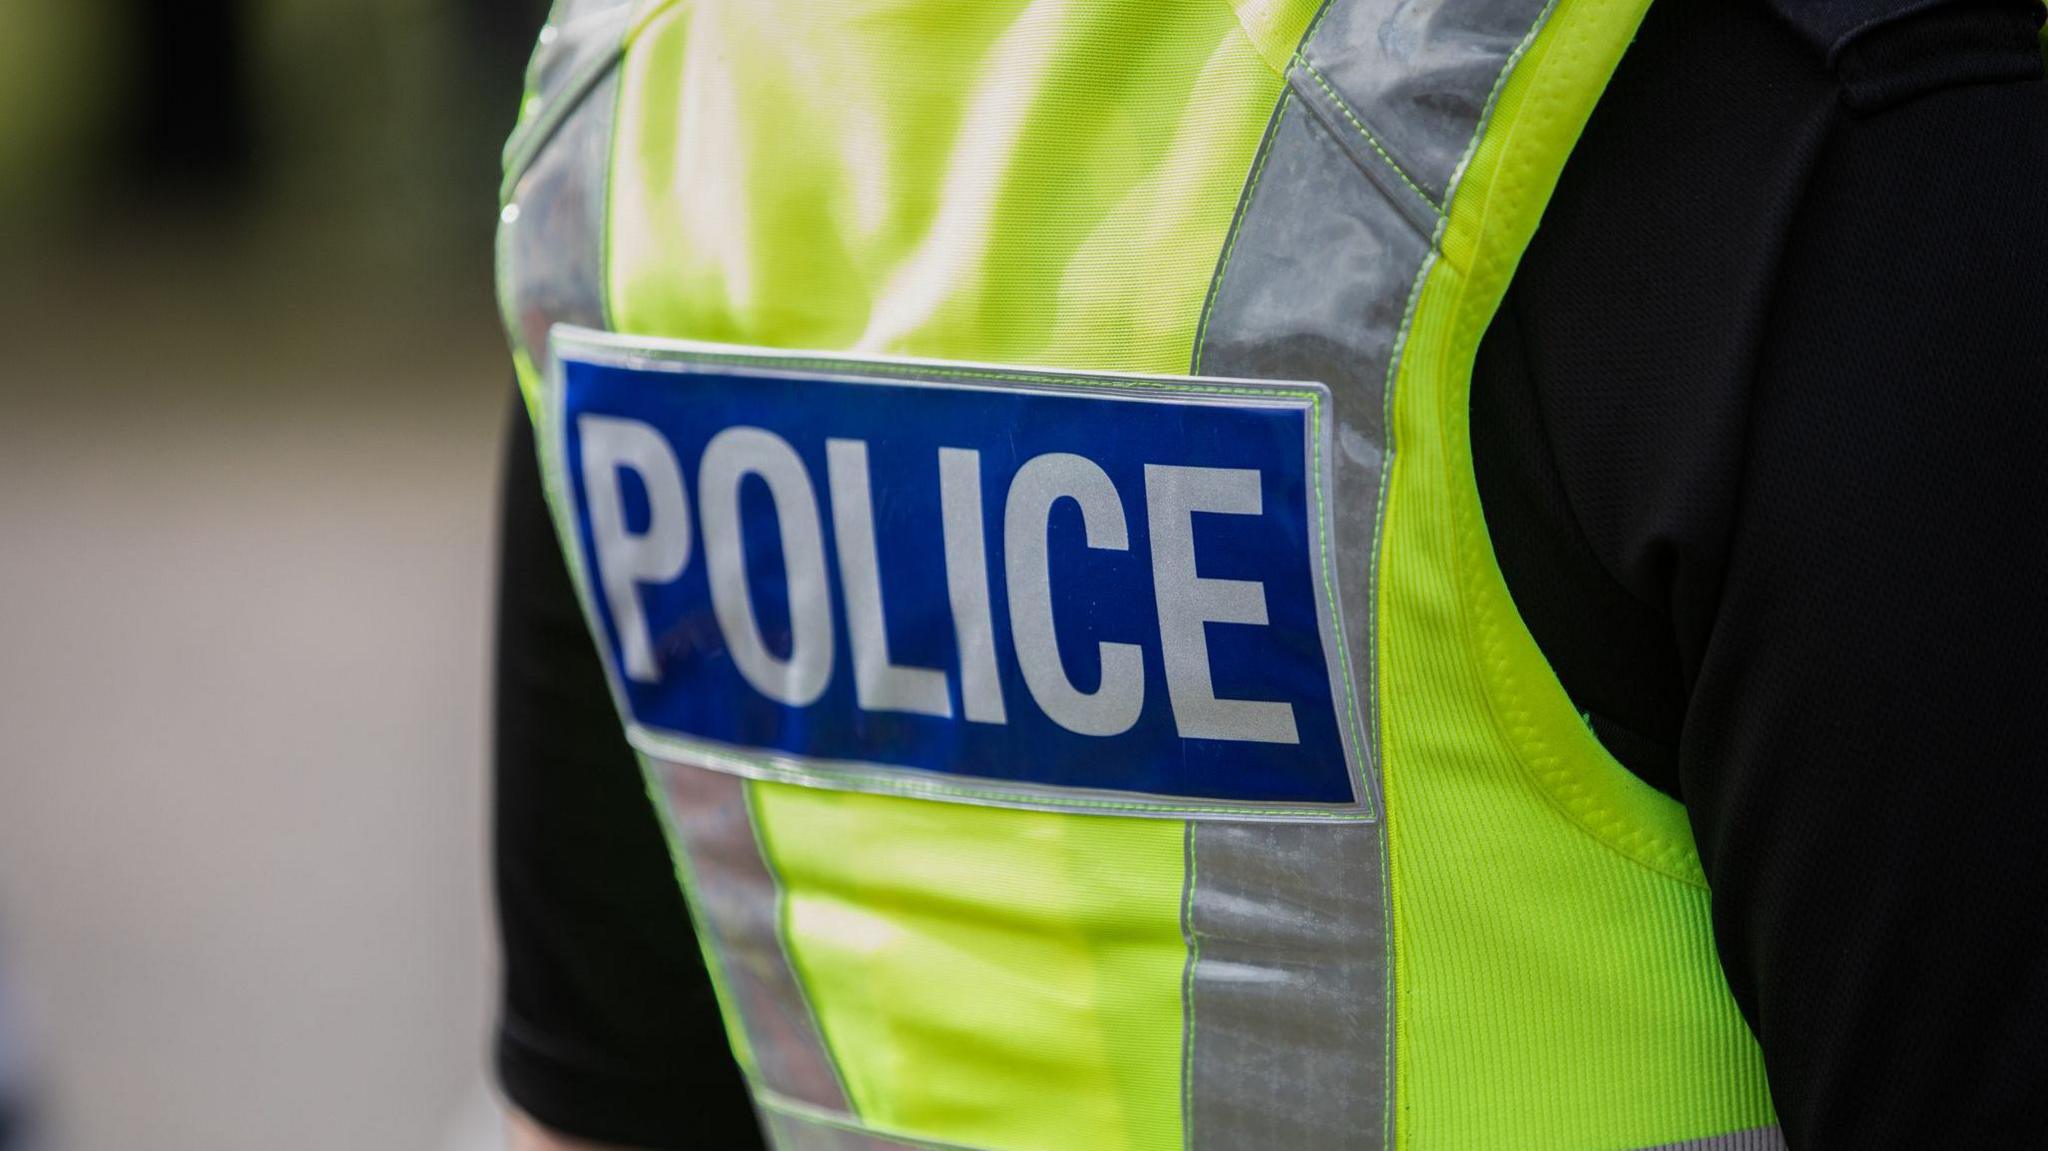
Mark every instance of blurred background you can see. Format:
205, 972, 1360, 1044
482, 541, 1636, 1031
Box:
0, 0, 550, 1147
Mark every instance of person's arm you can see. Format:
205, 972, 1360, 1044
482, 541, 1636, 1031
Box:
1475, 2, 2048, 1144
1678, 14, 2048, 1143
494, 398, 766, 1150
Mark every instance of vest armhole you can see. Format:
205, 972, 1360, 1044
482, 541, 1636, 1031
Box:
1397, 0, 1708, 890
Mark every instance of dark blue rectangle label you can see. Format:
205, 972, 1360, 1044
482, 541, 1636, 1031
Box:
546, 332, 1366, 815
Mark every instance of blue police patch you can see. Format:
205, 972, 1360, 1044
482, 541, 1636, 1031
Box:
543, 328, 1371, 819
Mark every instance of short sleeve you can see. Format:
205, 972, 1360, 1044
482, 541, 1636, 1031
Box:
494, 396, 765, 1149
1677, 36, 2048, 1145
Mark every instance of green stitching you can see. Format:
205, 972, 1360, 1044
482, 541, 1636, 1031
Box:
593, 344, 1321, 403
1408, 0, 1712, 887
634, 728, 1373, 821
1441, 0, 1563, 215
1189, 0, 1378, 814
550, 341, 1377, 822
631, 751, 763, 1076
1370, 227, 1435, 1151
499, 0, 690, 201
1192, 87, 1293, 375
1298, 0, 1340, 54
740, 782, 860, 1106
1295, 61, 1443, 215
597, 19, 630, 334
1358, 0, 1570, 1140
1307, 372, 1376, 817
596, 344, 1375, 821
1371, 210, 1431, 1151
1178, 818, 1201, 1151
501, 36, 622, 202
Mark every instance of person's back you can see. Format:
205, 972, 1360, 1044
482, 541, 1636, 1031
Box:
489, 1, 2048, 1147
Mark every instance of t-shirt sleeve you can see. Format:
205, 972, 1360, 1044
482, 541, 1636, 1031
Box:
494, 395, 766, 1149
1675, 22, 2048, 1146
1475, 3, 2048, 1144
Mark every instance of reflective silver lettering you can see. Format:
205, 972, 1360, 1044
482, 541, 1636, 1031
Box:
826, 438, 952, 718
1003, 453, 1143, 737
699, 427, 834, 707
578, 414, 691, 684
939, 447, 1006, 724
1145, 464, 1299, 744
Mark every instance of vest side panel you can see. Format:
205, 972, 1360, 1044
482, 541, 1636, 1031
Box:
1191, 0, 1594, 1137
1374, 0, 1780, 1146
1186, 69, 1420, 1151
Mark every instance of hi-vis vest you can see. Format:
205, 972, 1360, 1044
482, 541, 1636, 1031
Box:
496, 1, 1782, 1147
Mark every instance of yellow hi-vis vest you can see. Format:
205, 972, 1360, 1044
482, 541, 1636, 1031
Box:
496, 1, 1781, 1147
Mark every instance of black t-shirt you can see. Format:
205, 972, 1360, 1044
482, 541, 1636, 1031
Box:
492, 2, 2048, 1146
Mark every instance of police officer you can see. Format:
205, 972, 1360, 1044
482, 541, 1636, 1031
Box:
491, 0, 2048, 1147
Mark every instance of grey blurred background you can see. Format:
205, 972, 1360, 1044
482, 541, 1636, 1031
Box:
0, 0, 548, 1146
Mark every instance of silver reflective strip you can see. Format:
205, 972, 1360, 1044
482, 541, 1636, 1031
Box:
761, 1114, 909, 1151
1183, 820, 1390, 1149
1287, 78, 1444, 237
658, 762, 852, 1115
526, 1, 636, 115
1299, 0, 1557, 205
1195, 91, 1425, 755
497, 14, 860, 1119
502, 0, 636, 186
544, 328, 1369, 824
1185, 0, 1556, 1145
498, 67, 618, 379
1640, 1127, 1788, 1151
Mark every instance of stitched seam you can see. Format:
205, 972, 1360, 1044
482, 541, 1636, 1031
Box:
1216, 0, 1339, 81
1439, 0, 1711, 887
1434, 0, 1557, 220
638, 728, 1374, 820
605, 353, 1375, 821
553, 341, 1370, 822
1374, 240, 1432, 1151
740, 782, 859, 1114
1300, 368, 1375, 817
1191, 0, 1374, 813
1299, 0, 1341, 55
500, 0, 689, 200
1443, 9, 1686, 879
1178, 819, 1200, 1151
1296, 61, 1443, 214
1192, 87, 1293, 376
1372, 0, 1576, 1138
597, 29, 628, 332
623, 349, 1319, 399
502, 46, 625, 201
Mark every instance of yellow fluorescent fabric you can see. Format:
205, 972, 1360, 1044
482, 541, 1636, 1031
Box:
484, 0, 1820, 1137
607, 0, 1305, 372
1378, 0, 1777, 1145
751, 783, 1187, 1150
577, 0, 1782, 1145
603, 4, 1313, 1149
